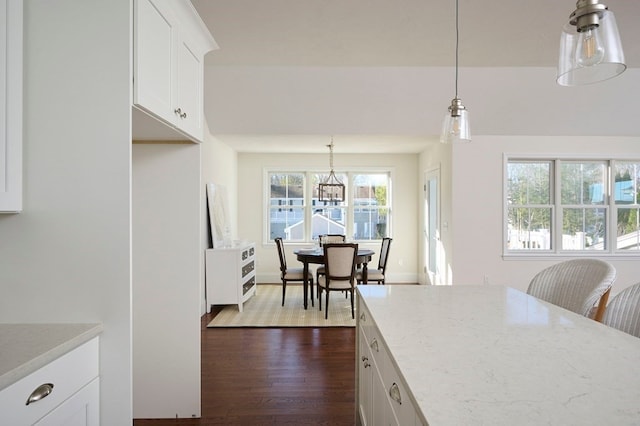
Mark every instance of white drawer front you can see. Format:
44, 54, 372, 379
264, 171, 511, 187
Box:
0, 337, 99, 425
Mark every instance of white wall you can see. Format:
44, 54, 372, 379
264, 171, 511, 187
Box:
237, 152, 419, 284
200, 124, 238, 313
132, 142, 202, 418
451, 135, 640, 296
0, 1, 132, 424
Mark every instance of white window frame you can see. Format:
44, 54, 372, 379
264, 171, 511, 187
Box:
503, 154, 640, 258
264, 167, 393, 244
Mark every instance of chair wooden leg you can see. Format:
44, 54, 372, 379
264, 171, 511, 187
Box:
310, 278, 314, 307
594, 288, 611, 322
325, 291, 330, 319
281, 281, 286, 306
350, 289, 355, 319
318, 287, 322, 311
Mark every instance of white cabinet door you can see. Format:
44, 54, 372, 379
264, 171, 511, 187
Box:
357, 328, 372, 426
174, 36, 203, 141
0, 0, 22, 212
133, 0, 174, 124
35, 378, 99, 426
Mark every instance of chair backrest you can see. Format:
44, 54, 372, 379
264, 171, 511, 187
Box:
323, 243, 358, 286
378, 237, 393, 272
602, 282, 640, 338
526, 258, 616, 318
319, 234, 346, 246
274, 237, 287, 273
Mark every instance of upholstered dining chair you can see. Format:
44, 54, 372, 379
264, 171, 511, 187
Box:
275, 237, 314, 307
356, 237, 392, 284
526, 258, 616, 322
315, 234, 346, 285
602, 282, 640, 338
317, 243, 358, 319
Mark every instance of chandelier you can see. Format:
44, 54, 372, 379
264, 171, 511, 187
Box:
318, 137, 345, 203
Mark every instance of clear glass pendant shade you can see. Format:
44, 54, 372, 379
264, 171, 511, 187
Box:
440, 100, 471, 144
557, 9, 626, 86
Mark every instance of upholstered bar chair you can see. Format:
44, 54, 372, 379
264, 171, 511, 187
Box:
315, 234, 346, 287
275, 237, 314, 307
356, 237, 392, 284
526, 258, 616, 322
602, 282, 640, 338
318, 243, 358, 319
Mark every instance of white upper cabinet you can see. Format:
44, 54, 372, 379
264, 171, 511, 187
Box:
133, 0, 216, 143
0, 0, 22, 213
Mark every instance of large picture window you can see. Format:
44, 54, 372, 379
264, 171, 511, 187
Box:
267, 170, 391, 243
505, 157, 640, 255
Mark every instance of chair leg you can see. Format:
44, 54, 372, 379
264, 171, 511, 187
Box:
318, 286, 322, 311
325, 291, 330, 319
310, 278, 314, 307
282, 281, 286, 306
350, 289, 355, 319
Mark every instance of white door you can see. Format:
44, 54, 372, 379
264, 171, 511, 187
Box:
424, 169, 440, 285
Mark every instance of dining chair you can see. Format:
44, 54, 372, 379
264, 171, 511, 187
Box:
356, 237, 392, 284
602, 282, 640, 338
317, 243, 358, 319
315, 234, 346, 286
526, 258, 616, 322
275, 237, 314, 307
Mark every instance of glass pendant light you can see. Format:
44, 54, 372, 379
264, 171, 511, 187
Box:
557, 0, 626, 86
441, 0, 470, 144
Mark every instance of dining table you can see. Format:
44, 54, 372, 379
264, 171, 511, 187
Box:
294, 247, 375, 309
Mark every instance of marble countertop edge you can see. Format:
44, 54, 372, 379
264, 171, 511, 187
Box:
0, 323, 103, 392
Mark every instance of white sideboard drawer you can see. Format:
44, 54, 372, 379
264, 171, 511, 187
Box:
0, 337, 99, 425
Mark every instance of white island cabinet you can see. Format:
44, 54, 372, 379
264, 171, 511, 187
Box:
356, 285, 640, 426
133, 0, 217, 143
0, 324, 102, 426
0, 0, 23, 212
205, 242, 256, 312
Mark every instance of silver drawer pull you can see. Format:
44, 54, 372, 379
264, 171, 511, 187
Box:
359, 313, 366, 321
389, 382, 402, 405
26, 383, 54, 405
370, 338, 379, 352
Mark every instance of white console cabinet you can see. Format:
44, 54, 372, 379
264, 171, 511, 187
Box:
0, 337, 100, 426
133, 0, 217, 143
205, 243, 256, 312
357, 299, 424, 426
0, 0, 23, 212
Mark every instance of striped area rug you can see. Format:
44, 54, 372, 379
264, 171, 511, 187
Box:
207, 284, 356, 327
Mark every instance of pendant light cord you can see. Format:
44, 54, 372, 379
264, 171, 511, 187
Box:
455, 0, 459, 99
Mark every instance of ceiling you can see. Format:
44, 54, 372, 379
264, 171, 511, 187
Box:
190, 0, 640, 153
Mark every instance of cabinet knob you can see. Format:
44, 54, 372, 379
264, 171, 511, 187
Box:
26, 383, 54, 405
361, 355, 370, 368
174, 108, 187, 119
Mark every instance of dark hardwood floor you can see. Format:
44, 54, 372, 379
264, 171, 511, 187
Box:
134, 309, 356, 425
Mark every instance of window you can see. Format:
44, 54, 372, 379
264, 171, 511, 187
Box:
505, 158, 640, 255
267, 170, 391, 243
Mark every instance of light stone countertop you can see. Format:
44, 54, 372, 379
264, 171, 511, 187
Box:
357, 285, 640, 426
0, 323, 103, 391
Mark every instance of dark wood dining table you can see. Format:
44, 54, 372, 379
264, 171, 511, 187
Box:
293, 247, 375, 309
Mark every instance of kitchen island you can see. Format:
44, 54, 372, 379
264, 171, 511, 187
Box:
356, 285, 640, 426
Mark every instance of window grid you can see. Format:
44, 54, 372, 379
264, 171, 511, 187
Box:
505, 157, 640, 256
267, 170, 391, 244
